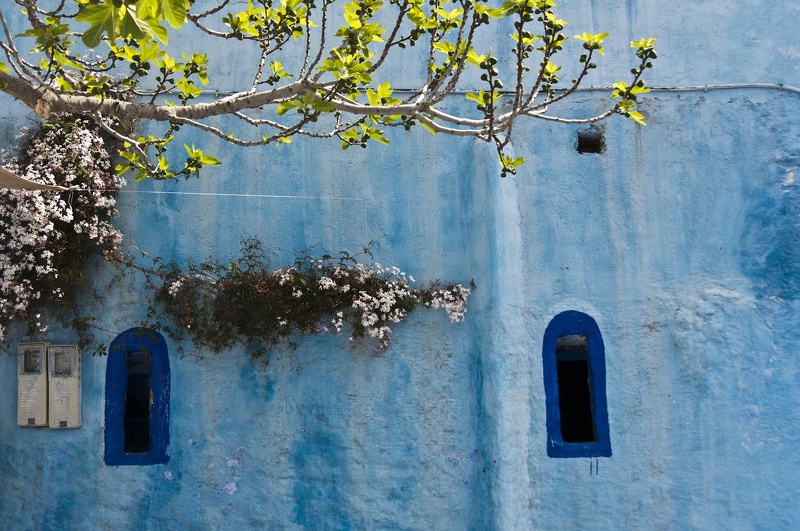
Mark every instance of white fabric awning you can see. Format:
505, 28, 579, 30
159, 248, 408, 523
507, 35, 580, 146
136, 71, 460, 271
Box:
0, 166, 69, 191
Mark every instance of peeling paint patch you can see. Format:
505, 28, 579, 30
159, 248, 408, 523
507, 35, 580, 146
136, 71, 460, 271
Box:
223, 482, 238, 495
779, 45, 800, 59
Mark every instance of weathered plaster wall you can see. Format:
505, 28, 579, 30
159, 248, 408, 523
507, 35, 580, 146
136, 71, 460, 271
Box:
0, 1, 798, 529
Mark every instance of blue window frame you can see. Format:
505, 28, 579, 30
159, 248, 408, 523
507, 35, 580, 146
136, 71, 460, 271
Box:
542, 311, 611, 458
105, 328, 170, 466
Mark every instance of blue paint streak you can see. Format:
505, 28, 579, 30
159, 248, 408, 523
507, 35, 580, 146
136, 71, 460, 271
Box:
292, 405, 353, 530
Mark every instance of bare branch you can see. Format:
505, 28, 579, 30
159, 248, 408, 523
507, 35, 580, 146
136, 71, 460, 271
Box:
0, 1, 657, 178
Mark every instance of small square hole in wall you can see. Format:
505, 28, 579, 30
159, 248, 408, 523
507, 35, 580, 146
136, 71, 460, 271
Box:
576, 129, 605, 154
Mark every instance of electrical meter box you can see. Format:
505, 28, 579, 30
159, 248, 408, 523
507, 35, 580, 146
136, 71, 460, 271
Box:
17, 342, 49, 427
48, 344, 81, 429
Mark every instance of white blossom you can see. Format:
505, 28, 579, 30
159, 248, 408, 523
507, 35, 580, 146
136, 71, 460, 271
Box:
318, 276, 336, 290
427, 285, 471, 322
167, 278, 185, 297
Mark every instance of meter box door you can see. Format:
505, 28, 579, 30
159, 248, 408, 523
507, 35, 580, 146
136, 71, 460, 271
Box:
17, 342, 49, 427
48, 345, 81, 429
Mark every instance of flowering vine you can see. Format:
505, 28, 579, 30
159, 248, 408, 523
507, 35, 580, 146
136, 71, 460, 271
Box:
0, 118, 470, 359
0, 116, 123, 341
147, 239, 471, 354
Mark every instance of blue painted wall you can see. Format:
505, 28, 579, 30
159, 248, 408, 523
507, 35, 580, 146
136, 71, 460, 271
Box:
0, 1, 798, 529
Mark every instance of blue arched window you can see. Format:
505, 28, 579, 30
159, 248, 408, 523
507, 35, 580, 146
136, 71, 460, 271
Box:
105, 328, 170, 466
542, 311, 611, 458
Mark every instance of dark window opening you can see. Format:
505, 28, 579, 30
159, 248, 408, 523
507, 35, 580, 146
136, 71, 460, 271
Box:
542, 311, 610, 458
124, 350, 152, 453
577, 130, 604, 154
105, 328, 170, 466
556, 335, 595, 443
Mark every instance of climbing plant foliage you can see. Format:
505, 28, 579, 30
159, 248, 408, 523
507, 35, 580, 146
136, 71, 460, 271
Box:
147, 238, 471, 356
0, 116, 123, 342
